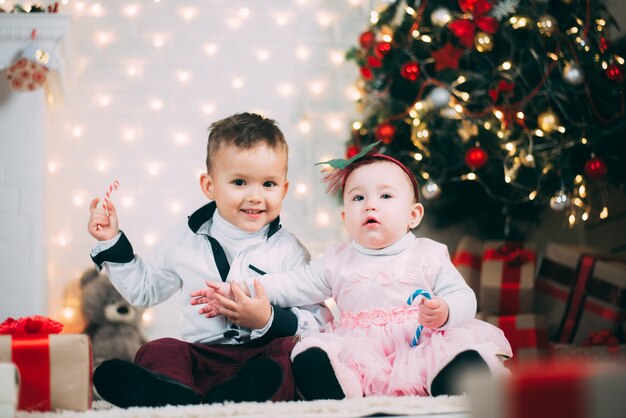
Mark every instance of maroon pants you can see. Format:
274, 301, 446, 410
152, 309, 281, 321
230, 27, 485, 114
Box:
134, 336, 297, 401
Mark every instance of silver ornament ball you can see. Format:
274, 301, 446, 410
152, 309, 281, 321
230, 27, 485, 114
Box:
431, 8, 452, 27
549, 190, 570, 211
427, 87, 451, 109
421, 180, 441, 200
563, 63, 584, 85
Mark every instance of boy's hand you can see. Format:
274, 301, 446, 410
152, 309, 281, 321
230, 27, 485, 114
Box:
418, 296, 449, 329
88, 198, 119, 241
191, 281, 271, 329
218, 280, 272, 329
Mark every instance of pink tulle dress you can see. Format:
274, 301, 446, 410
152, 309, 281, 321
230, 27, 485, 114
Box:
262, 234, 512, 398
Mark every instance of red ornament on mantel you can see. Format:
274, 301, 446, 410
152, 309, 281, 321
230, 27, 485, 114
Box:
584, 156, 607, 179
465, 146, 488, 170
375, 123, 396, 144
359, 31, 375, 49
605, 64, 624, 83
400, 61, 420, 81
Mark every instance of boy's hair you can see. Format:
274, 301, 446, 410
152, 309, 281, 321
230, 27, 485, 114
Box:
206, 112, 288, 173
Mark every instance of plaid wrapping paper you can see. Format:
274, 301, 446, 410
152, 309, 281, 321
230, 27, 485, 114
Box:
0, 334, 92, 411
452, 235, 483, 307
479, 241, 536, 315
534, 243, 626, 344
485, 314, 548, 362
468, 360, 626, 418
550, 342, 626, 362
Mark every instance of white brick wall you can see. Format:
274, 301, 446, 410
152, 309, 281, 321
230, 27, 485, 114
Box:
0, 89, 47, 319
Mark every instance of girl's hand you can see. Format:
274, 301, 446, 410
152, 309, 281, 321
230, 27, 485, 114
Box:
88, 198, 119, 241
418, 296, 449, 329
190, 281, 232, 317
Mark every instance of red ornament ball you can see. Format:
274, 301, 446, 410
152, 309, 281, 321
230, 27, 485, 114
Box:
605, 64, 624, 83
367, 55, 383, 68
599, 37, 609, 53
400, 61, 420, 82
346, 145, 360, 159
360, 66, 373, 80
359, 31, 375, 49
375, 123, 396, 144
584, 157, 607, 179
374, 41, 392, 59
465, 146, 488, 170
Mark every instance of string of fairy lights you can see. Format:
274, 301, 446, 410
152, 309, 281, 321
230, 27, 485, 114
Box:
346, 0, 625, 230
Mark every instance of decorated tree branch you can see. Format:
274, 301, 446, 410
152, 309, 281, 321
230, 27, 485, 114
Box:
345, 0, 626, 238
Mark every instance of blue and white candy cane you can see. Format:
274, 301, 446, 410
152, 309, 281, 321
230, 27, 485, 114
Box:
406, 289, 432, 347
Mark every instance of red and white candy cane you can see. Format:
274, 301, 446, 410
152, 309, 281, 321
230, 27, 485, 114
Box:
96, 180, 119, 230
102, 180, 120, 216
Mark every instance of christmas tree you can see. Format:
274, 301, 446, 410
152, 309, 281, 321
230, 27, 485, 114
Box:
345, 0, 626, 239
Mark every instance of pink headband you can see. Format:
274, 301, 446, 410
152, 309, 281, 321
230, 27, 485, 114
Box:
316, 142, 420, 202
343, 154, 420, 202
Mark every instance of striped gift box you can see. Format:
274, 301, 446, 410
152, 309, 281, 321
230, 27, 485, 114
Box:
479, 241, 536, 315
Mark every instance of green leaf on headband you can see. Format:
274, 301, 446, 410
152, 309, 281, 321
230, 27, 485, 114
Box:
314, 141, 381, 169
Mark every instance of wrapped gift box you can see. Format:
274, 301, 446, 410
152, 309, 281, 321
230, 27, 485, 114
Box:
452, 235, 483, 306
0, 362, 18, 418
480, 241, 536, 315
485, 314, 548, 362
468, 360, 626, 418
550, 342, 626, 362
0, 332, 92, 412
534, 243, 626, 344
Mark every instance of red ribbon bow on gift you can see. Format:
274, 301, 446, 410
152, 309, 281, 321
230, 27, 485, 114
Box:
495, 242, 533, 267
0, 316, 64, 335
581, 330, 619, 347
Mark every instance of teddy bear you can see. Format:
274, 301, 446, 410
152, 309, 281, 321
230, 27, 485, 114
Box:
79, 268, 146, 366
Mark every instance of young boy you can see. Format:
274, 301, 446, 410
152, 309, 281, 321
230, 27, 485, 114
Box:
87, 112, 330, 408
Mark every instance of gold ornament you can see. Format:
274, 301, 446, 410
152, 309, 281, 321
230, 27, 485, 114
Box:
380, 25, 394, 40
474, 32, 494, 52
537, 109, 559, 133
537, 15, 557, 36
458, 120, 478, 143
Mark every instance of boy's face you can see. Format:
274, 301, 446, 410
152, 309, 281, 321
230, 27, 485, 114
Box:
200, 143, 289, 232
341, 161, 423, 250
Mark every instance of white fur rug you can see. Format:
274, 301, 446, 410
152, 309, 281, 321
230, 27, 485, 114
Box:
15, 396, 470, 418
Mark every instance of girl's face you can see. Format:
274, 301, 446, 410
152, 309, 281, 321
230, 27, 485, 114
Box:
341, 161, 423, 250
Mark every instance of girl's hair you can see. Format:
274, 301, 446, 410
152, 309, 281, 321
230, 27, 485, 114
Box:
343, 154, 420, 203
205, 112, 288, 173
